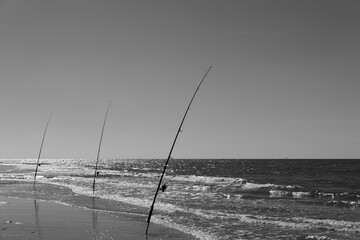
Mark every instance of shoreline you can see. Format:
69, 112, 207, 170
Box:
1, 196, 148, 240
0, 164, 196, 239
0, 183, 195, 240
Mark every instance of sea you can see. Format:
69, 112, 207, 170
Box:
0, 158, 359, 240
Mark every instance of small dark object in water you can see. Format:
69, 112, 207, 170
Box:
161, 184, 167, 192
97, 171, 99, 176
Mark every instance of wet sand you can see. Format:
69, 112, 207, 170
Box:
1, 196, 147, 240
0, 191, 192, 240
0, 164, 195, 240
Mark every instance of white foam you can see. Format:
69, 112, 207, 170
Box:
193, 209, 360, 233
242, 182, 275, 190
304, 235, 336, 240
269, 190, 291, 197
170, 175, 246, 185
152, 215, 217, 240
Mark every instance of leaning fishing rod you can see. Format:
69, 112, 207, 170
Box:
92, 100, 112, 194
145, 66, 212, 235
34, 113, 53, 181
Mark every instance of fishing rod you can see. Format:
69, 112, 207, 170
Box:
34, 113, 53, 181
92, 100, 112, 194
145, 66, 212, 235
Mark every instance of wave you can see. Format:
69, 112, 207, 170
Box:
190, 209, 360, 233
326, 200, 360, 208
300, 235, 336, 240
2, 162, 359, 208
152, 216, 216, 240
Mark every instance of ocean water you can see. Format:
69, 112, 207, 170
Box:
0, 158, 360, 240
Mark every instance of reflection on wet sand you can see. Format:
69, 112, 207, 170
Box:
33, 183, 42, 240
92, 197, 99, 240
33, 199, 42, 240
0, 181, 185, 240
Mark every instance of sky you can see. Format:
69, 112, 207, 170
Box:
1, 0, 360, 159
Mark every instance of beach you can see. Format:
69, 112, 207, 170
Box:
1, 159, 360, 240
1, 196, 144, 240
0, 164, 196, 240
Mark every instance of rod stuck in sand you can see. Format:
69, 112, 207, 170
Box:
34, 113, 53, 181
92, 100, 112, 194
145, 66, 212, 235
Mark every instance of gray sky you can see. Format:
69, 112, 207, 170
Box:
1, 0, 360, 159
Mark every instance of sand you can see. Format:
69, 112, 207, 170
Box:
0, 196, 194, 240
1, 196, 143, 240
0, 165, 195, 240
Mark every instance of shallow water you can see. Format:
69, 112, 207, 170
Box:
0, 159, 359, 240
